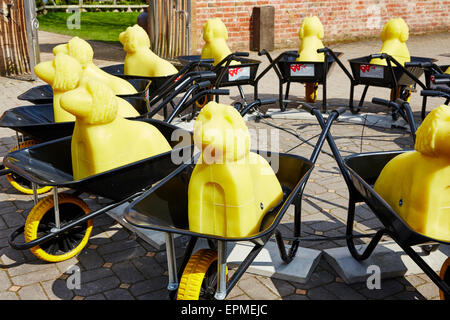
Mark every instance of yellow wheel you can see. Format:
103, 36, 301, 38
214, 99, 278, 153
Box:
439, 257, 450, 300
390, 85, 412, 102
6, 140, 52, 195
177, 249, 228, 300
24, 193, 93, 262
195, 85, 214, 109
305, 82, 318, 103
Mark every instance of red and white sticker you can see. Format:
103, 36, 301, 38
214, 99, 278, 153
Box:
290, 63, 315, 77
228, 67, 250, 81
360, 64, 384, 79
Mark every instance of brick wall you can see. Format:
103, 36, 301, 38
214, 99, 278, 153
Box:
190, 0, 450, 53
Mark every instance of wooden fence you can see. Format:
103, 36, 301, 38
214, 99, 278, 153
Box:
0, 0, 31, 77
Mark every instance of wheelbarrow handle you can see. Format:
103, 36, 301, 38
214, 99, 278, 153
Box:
369, 53, 387, 60
421, 89, 450, 99
433, 78, 450, 85
372, 97, 399, 110
317, 47, 328, 54
302, 103, 346, 116
233, 52, 250, 57
196, 81, 212, 90
404, 61, 433, 68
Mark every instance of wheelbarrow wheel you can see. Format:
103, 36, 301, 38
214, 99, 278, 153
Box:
440, 257, 450, 300
305, 82, 318, 103
5, 140, 52, 195
177, 249, 228, 300
24, 193, 93, 262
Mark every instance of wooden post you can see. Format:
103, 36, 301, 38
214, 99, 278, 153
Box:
0, 0, 32, 78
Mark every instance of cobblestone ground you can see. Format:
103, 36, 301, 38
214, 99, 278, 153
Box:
0, 31, 448, 300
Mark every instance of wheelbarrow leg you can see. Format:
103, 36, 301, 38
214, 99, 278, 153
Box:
279, 80, 285, 111
52, 187, 61, 230
349, 83, 357, 114
400, 243, 450, 297
421, 96, 428, 120
214, 240, 227, 300
345, 198, 386, 261
358, 85, 369, 111
165, 233, 179, 299
32, 182, 39, 206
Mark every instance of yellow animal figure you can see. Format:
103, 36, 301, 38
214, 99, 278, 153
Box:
34, 54, 139, 123
53, 37, 137, 95
188, 101, 283, 238
119, 24, 178, 77
200, 18, 239, 66
297, 16, 325, 62
59, 79, 172, 180
374, 104, 450, 242
445, 66, 450, 74
370, 18, 411, 66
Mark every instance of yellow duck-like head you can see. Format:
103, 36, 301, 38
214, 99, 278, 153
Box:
34, 54, 83, 92
299, 16, 324, 40
380, 18, 409, 44
203, 18, 229, 43
415, 104, 450, 158
194, 101, 250, 163
119, 24, 151, 53
53, 37, 94, 69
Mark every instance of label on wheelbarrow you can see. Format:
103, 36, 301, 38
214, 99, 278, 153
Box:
360, 64, 384, 79
290, 63, 315, 77
228, 67, 251, 82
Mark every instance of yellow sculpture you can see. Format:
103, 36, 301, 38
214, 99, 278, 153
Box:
188, 101, 283, 238
370, 18, 411, 66
53, 37, 137, 95
445, 66, 450, 74
34, 54, 139, 123
200, 18, 239, 66
297, 16, 325, 62
119, 24, 178, 77
297, 16, 325, 102
374, 104, 450, 242
60, 79, 172, 180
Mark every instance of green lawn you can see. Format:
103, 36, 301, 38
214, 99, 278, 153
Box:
37, 11, 140, 43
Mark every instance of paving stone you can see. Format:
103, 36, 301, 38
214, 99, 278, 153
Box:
18, 284, 48, 300
306, 286, 339, 300
236, 277, 280, 300
85, 293, 106, 300
132, 256, 165, 279
41, 279, 74, 300
79, 267, 114, 284
104, 288, 135, 300
73, 276, 121, 297
77, 250, 105, 270
111, 261, 145, 284
11, 267, 61, 287
358, 278, 405, 300
129, 277, 167, 296
0, 270, 11, 291
323, 282, 366, 300
102, 246, 147, 264
0, 292, 19, 300
414, 282, 440, 300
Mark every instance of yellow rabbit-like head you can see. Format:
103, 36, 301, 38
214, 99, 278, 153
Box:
203, 18, 229, 43
34, 54, 82, 92
60, 79, 118, 125
53, 37, 94, 69
194, 101, 250, 163
119, 24, 151, 53
380, 18, 409, 43
415, 104, 450, 158
299, 16, 324, 40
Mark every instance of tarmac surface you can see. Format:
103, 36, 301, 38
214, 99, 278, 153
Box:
0, 30, 448, 300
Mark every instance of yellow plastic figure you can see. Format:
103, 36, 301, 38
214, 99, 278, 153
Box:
200, 18, 239, 66
59, 79, 172, 181
374, 104, 450, 242
297, 16, 325, 102
188, 101, 283, 238
53, 37, 137, 95
119, 24, 178, 77
297, 16, 325, 62
34, 54, 139, 123
370, 18, 411, 66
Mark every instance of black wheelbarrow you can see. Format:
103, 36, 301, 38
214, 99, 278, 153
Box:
348, 53, 435, 119
6, 118, 195, 263
178, 52, 262, 110
0, 73, 224, 196
256, 47, 348, 113
122, 105, 346, 300
418, 69, 450, 119
307, 101, 450, 300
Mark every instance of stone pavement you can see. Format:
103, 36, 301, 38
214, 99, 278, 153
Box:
0, 30, 449, 300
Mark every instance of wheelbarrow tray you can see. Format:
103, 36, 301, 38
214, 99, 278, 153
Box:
124, 152, 313, 243
277, 51, 343, 83
100, 63, 184, 95
3, 119, 194, 202
178, 55, 261, 87
17, 77, 152, 105
424, 64, 450, 89
344, 150, 449, 246
349, 56, 437, 88
0, 97, 149, 142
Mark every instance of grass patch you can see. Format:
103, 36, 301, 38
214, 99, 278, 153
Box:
37, 11, 140, 43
